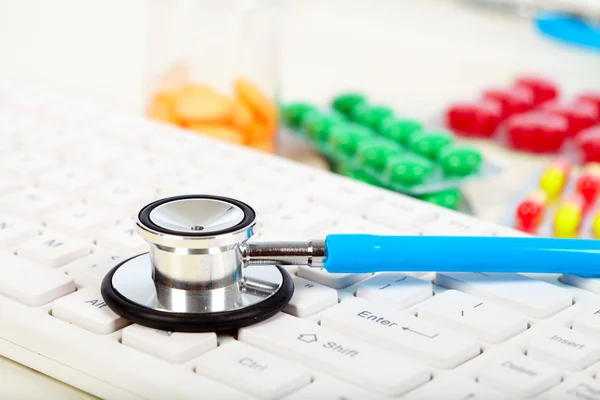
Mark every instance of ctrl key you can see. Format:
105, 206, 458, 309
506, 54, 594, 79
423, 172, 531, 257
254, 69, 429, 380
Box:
478, 353, 561, 398
52, 287, 130, 335
195, 340, 311, 400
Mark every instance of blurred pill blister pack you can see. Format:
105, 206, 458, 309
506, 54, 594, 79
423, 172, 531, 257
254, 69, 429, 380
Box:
503, 158, 600, 239
445, 76, 600, 159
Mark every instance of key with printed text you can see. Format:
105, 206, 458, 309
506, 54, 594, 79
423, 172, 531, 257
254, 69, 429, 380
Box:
417, 290, 528, 343
478, 352, 561, 398
321, 297, 480, 369
239, 312, 430, 396
356, 273, 432, 309
528, 327, 600, 371
18, 232, 91, 268
436, 272, 572, 318
283, 276, 338, 318
195, 340, 311, 400
52, 287, 130, 334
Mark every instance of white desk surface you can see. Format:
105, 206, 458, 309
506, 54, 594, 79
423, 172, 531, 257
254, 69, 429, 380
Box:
0, 0, 598, 397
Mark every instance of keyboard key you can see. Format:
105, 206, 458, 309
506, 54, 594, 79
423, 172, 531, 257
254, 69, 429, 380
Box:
283, 276, 338, 318
307, 178, 383, 211
527, 327, 600, 371
65, 140, 126, 168
0, 187, 62, 220
297, 266, 370, 289
108, 154, 177, 185
0, 251, 75, 306
86, 180, 157, 216
319, 218, 398, 235
356, 273, 432, 310
284, 375, 389, 400
561, 274, 600, 295
239, 312, 430, 396
0, 213, 39, 250
38, 166, 104, 195
45, 203, 115, 240
121, 324, 216, 363
96, 222, 147, 257
0, 151, 58, 179
63, 251, 123, 287
195, 340, 311, 400
417, 290, 528, 343
321, 297, 480, 369
416, 214, 489, 236
478, 352, 561, 398
264, 203, 335, 235
52, 287, 130, 334
363, 197, 437, 231
18, 232, 91, 268
435, 272, 572, 318
0, 176, 20, 196
543, 377, 600, 400
409, 379, 514, 400
573, 307, 600, 338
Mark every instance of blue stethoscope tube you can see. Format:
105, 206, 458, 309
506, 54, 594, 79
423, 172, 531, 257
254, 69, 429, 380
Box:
534, 12, 600, 51
323, 235, 600, 275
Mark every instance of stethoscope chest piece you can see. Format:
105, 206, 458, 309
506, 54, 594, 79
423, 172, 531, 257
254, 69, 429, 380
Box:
101, 195, 294, 332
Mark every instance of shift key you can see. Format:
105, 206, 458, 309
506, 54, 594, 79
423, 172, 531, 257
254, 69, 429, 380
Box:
238, 313, 430, 397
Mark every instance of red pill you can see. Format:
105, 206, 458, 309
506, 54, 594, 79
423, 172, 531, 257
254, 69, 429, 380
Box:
538, 101, 598, 137
505, 111, 569, 153
514, 190, 547, 233
513, 76, 559, 106
577, 127, 600, 163
576, 163, 600, 208
445, 100, 502, 138
575, 92, 600, 121
481, 87, 535, 118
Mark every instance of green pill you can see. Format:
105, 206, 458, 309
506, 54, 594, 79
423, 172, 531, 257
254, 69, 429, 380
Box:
407, 131, 453, 160
384, 154, 434, 186
327, 124, 375, 156
356, 138, 403, 171
419, 189, 462, 210
438, 146, 483, 176
280, 103, 317, 128
331, 93, 367, 116
301, 111, 346, 142
351, 104, 394, 130
378, 117, 424, 145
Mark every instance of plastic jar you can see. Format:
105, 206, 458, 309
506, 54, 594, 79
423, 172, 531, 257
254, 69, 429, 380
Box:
145, 0, 281, 153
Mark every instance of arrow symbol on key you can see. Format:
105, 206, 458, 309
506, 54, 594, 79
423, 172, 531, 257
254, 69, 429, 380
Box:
297, 334, 318, 343
401, 327, 438, 339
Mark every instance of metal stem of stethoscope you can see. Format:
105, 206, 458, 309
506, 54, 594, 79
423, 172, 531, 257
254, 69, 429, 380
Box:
101, 194, 600, 332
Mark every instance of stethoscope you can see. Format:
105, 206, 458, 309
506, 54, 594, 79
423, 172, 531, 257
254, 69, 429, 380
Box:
101, 194, 600, 332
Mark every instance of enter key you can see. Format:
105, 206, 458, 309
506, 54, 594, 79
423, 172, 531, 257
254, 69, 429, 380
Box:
321, 297, 481, 369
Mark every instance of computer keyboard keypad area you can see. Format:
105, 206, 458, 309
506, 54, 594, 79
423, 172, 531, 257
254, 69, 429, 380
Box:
3, 83, 600, 399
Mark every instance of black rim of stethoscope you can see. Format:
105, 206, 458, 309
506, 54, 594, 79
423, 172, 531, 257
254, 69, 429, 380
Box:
100, 256, 295, 332
138, 194, 257, 237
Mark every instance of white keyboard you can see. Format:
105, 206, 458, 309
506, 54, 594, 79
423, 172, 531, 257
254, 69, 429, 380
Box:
3, 82, 600, 400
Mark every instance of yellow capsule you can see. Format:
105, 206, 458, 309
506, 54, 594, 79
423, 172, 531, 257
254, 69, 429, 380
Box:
553, 195, 583, 238
592, 211, 600, 239
539, 159, 570, 199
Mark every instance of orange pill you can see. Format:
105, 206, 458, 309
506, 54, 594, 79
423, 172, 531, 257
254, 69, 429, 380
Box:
232, 100, 253, 130
189, 123, 246, 145
234, 78, 277, 123
147, 99, 176, 124
174, 89, 233, 123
